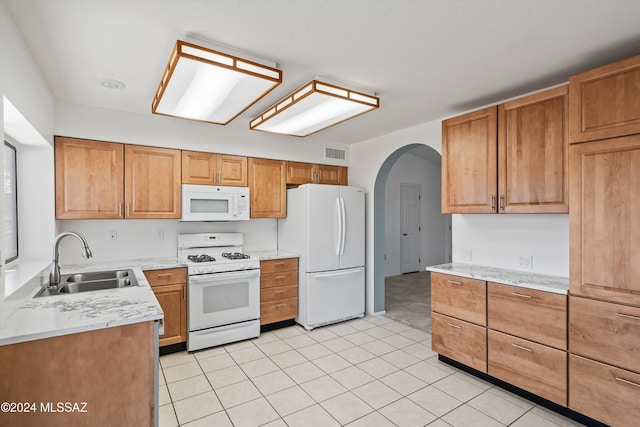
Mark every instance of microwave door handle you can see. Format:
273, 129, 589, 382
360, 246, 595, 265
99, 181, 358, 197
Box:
231, 193, 238, 217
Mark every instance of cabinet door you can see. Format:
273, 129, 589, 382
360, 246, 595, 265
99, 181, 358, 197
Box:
182, 150, 216, 185
498, 86, 568, 213
569, 135, 640, 305
316, 164, 346, 185
125, 145, 181, 218
442, 106, 498, 213
432, 312, 487, 373
488, 330, 567, 406
217, 154, 248, 187
487, 283, 566, 350
248, 158, 286, 218
286, 161, 315, 185
152, 283, 187, 347
55, 136, 124, 219
569, 54, 640, 143
569, 355, 640, 427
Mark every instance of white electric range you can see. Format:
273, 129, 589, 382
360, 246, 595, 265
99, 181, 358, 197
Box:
178, 233, 260, 351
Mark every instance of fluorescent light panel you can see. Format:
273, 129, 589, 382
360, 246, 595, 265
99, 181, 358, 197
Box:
152, 40, 282, 125
250, 80, 379, 137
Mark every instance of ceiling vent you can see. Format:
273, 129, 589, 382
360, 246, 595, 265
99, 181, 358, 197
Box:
324, 146, 347, 161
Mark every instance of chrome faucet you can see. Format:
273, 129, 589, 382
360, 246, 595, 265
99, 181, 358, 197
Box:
48, 232, 93, 288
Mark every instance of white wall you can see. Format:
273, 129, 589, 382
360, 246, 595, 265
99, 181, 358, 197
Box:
1, 1, 55, 285
54, 102, 347, 166
57, 218, 277, 265
384, 151, 449, 276
350, 112, 570, 314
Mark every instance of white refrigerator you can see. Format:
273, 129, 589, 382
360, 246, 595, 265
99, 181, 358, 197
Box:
278, 184, 365, 330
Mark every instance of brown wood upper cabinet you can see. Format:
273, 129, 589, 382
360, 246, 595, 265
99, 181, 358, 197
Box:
182, 150, 248, 187
569, 54, 640, 144
55, 136, 124, 219
125, 145, 181, 218
442, 106, 498, 214
248, 157, 287, 218
498, 86, 568, 213
442, 87, 568, 214
569, 134, 640, 306
286, 161, 348, 186
55, 137, 181, 219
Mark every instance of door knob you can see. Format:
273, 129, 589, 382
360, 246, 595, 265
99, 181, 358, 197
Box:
403, 233, 408, 236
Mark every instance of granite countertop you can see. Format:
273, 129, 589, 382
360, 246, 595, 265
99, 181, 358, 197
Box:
426, 262, 569, 295
248, 250, 299, 261
0, 257, 185, 347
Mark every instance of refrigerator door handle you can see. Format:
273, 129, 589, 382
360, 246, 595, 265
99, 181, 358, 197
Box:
314, 268, 364, 279
339, 197, 347, 256
336, 198, 342, 256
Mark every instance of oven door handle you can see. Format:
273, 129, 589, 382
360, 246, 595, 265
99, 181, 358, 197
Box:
189, 270, 260, 284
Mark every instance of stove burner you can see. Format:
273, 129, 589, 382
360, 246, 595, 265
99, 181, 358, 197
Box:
188, 254, 216, 263
221, 252, 250, 260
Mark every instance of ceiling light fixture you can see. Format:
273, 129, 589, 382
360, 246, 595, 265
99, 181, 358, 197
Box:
250, 79, 379, 137
97, 77, 126, 89
152, 39, 282, 125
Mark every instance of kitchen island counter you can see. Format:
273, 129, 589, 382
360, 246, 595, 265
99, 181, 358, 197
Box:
0, 257, 184, 346
426, 262, 568, 294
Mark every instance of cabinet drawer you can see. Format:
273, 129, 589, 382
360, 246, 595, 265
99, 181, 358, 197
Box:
431, 273, 486, 326
261, 270, 298, 288
260, 258, 298, 274
261, 297, 298, 325
569, 354, 640, 427
488, 329, 567, 405
569, 296, 640, 373
431, 312, 487, 373
144, 268, 187, 286
261, 284, 298, 302
488, 283, 567, 350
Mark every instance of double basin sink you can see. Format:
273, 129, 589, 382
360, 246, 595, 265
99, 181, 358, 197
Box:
34, 269, 139, 297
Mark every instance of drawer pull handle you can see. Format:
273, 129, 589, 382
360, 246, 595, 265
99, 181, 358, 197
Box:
511, 292, 532, 299
274, 262, 286, 266
616, 377, 640, 388
275, 276, 286, 280
274, 290, 285, 294
615, 313, 640, 321
275, 303, 286, 309
511, 343, 532, 352
447, 322, 462, 329
447, 280, 461, 285
156, 273, 173, 277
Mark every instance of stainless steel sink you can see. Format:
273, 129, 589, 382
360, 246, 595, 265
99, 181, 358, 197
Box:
34, 269, 138, 297
65, 270, 130, 283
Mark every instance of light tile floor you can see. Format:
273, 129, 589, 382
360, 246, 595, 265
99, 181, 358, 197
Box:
159, 316, 587, 427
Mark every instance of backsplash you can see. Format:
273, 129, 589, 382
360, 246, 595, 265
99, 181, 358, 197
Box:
55, 219, 278, 265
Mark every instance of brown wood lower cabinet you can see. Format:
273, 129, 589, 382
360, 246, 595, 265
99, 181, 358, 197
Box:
260, 258, 298, 325
432, 312, 487, 373
144, 268, 187, 346
569, 354, 640, 427
431, 272, 486, 326
488, 329, 567, 405
0, 322, 156, 427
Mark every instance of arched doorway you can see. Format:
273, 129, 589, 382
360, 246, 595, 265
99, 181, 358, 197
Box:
372, 143, 451, 327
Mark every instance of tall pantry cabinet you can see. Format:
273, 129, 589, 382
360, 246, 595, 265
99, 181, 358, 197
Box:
567, 54, 640, 427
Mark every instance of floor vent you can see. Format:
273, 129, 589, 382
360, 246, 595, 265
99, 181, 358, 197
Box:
324, 146, 347, 161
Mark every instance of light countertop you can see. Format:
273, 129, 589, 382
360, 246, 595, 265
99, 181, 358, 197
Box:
248, 250, 299, 261
426, 262, 569, 295
0, 257, 183, 346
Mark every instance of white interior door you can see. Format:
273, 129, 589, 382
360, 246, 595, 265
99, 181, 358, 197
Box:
400, 183, 421, 273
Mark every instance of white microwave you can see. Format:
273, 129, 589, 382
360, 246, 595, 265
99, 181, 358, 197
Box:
181, 184, 250, 221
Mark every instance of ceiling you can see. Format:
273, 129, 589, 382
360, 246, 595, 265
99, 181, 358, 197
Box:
5, 0, 640, 145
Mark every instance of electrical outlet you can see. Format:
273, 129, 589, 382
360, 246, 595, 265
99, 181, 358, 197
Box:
519, 255, 533, 269
108, 230, 117, 241
461, 249, 472, 262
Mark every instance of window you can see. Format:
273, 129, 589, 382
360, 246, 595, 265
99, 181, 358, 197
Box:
4, 141, 18, 263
